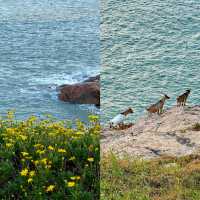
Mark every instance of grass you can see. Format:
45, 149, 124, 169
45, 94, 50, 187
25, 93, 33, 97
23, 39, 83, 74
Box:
0, 111, 100, 199
192, 123, 200, 131
101, 153, 200, 200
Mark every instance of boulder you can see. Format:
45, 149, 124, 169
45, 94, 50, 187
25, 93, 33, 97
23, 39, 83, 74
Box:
58, 75, 100, 106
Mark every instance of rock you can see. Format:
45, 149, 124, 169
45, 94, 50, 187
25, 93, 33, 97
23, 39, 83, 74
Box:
101, 106, 200, 159
58, 75, 100, 106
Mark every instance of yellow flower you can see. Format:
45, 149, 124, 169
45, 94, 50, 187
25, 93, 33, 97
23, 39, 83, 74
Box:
7, 111, 15, 120
5, 143, 13, 148
70, 176, 76, 180
48, 145, 54, 151
21, 152, 29, 157
29, 171, 35, 177
69, 156, 76, 161
87, 157, 94, 162
57, 148, 66, 153
46, 185, 55, 192
36, 149, 45, 155
19, 135, 27, 141
27, 178, 33, 183
76, 131, 84, 135
40, 158, 48, 165
67, 181, 75, 187
20, 168, 28, 176
34, 144, 44, 149
6, 128, 15, 135
70, 176, 80, 180
88, 115, 99, 122
34, 160, 39, 165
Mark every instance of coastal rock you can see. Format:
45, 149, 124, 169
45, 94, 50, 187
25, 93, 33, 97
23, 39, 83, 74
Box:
101, 106, 200, 159
58, 75, 100, 106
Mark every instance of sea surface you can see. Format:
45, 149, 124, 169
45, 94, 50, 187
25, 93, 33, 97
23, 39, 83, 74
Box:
101, 0, 200, 123
0, 0, 100, 121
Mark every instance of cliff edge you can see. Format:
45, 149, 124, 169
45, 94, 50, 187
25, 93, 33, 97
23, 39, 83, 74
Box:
101, 106, 200, 159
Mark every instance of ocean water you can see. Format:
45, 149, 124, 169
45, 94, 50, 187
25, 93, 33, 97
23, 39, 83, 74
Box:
101, 0, 200, 123
0, 0, 100, 121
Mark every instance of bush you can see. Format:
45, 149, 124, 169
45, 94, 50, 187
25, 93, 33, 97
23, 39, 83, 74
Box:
0, 112, 100, 199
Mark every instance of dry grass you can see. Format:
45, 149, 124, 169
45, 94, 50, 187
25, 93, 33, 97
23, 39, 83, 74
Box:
101, 154, 200, 200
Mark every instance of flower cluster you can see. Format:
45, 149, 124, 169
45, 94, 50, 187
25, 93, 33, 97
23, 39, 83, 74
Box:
0, 112, 100, 199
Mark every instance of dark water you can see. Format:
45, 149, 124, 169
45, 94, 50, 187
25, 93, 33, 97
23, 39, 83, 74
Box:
101, 0, 200, 122
0, 0, 100, 120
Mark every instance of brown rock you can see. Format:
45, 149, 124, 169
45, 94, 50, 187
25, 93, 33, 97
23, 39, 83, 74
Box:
58, 75, 100, 106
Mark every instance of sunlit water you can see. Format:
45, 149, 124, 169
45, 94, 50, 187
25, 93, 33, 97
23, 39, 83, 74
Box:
0, 0, 100, 121
101, 0, 200, 123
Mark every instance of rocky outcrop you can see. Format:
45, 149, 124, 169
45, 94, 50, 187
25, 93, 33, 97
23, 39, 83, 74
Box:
101, 106, 200, 159
58, 75, 100, 106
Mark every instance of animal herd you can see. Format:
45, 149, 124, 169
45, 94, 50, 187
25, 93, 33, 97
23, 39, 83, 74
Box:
109, 89, 191, 129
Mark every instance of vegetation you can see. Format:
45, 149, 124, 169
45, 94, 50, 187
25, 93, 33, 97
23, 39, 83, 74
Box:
192, 123, 200, 131
101, 153, 200, 200
0, 111, 100, 199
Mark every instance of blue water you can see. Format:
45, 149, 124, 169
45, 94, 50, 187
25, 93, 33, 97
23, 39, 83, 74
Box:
0, 0, 100, 120
101, 0, 200, 122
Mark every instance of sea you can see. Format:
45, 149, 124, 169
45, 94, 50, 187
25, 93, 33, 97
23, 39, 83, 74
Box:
101, 0, 200, 123
0, 0, 100, 121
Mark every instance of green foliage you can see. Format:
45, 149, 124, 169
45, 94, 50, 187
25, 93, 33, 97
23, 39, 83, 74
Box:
0, 112, 100, 199
101, 154, 200, 200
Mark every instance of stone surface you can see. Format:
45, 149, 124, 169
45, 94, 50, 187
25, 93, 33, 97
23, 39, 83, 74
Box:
58, 75, 100, 106
101, 106, 200, 159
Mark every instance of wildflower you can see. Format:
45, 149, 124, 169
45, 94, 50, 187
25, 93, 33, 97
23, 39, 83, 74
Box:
76, 131, 84, 135
57, 148, 66, 153
36, 149, 45, 155
20, 168, 29, 176
6, 128, 15, 135
21, 152, 29, 157
40, 158, 48, 165
46, 165, 51, 169
87, 157, 94, 162
48, 145, 54, 151
27, 178, 33, 184
46, 185, 55, 192
19, 135, 27, 141
70, 176, 76, 180
34, 144, 44, 149
7, 111, 15, 120
67, 181, 76, 187
34, 160, 39, 165
88, 115, 99, 122
5, 143, 13, 148
48, 132, 56, 137
70, 176, 80, 180
29, 171, 35, 177
69, 156, 76, 161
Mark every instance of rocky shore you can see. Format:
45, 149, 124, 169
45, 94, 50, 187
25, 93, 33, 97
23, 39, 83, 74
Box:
101, 106, 200, 159
58, 75, 100, 106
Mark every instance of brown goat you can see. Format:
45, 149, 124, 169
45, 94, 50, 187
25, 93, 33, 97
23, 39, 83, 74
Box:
177, 89, 191, 106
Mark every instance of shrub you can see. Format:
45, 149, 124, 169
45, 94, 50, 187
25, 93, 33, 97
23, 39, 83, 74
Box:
0, 112, 100, 199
